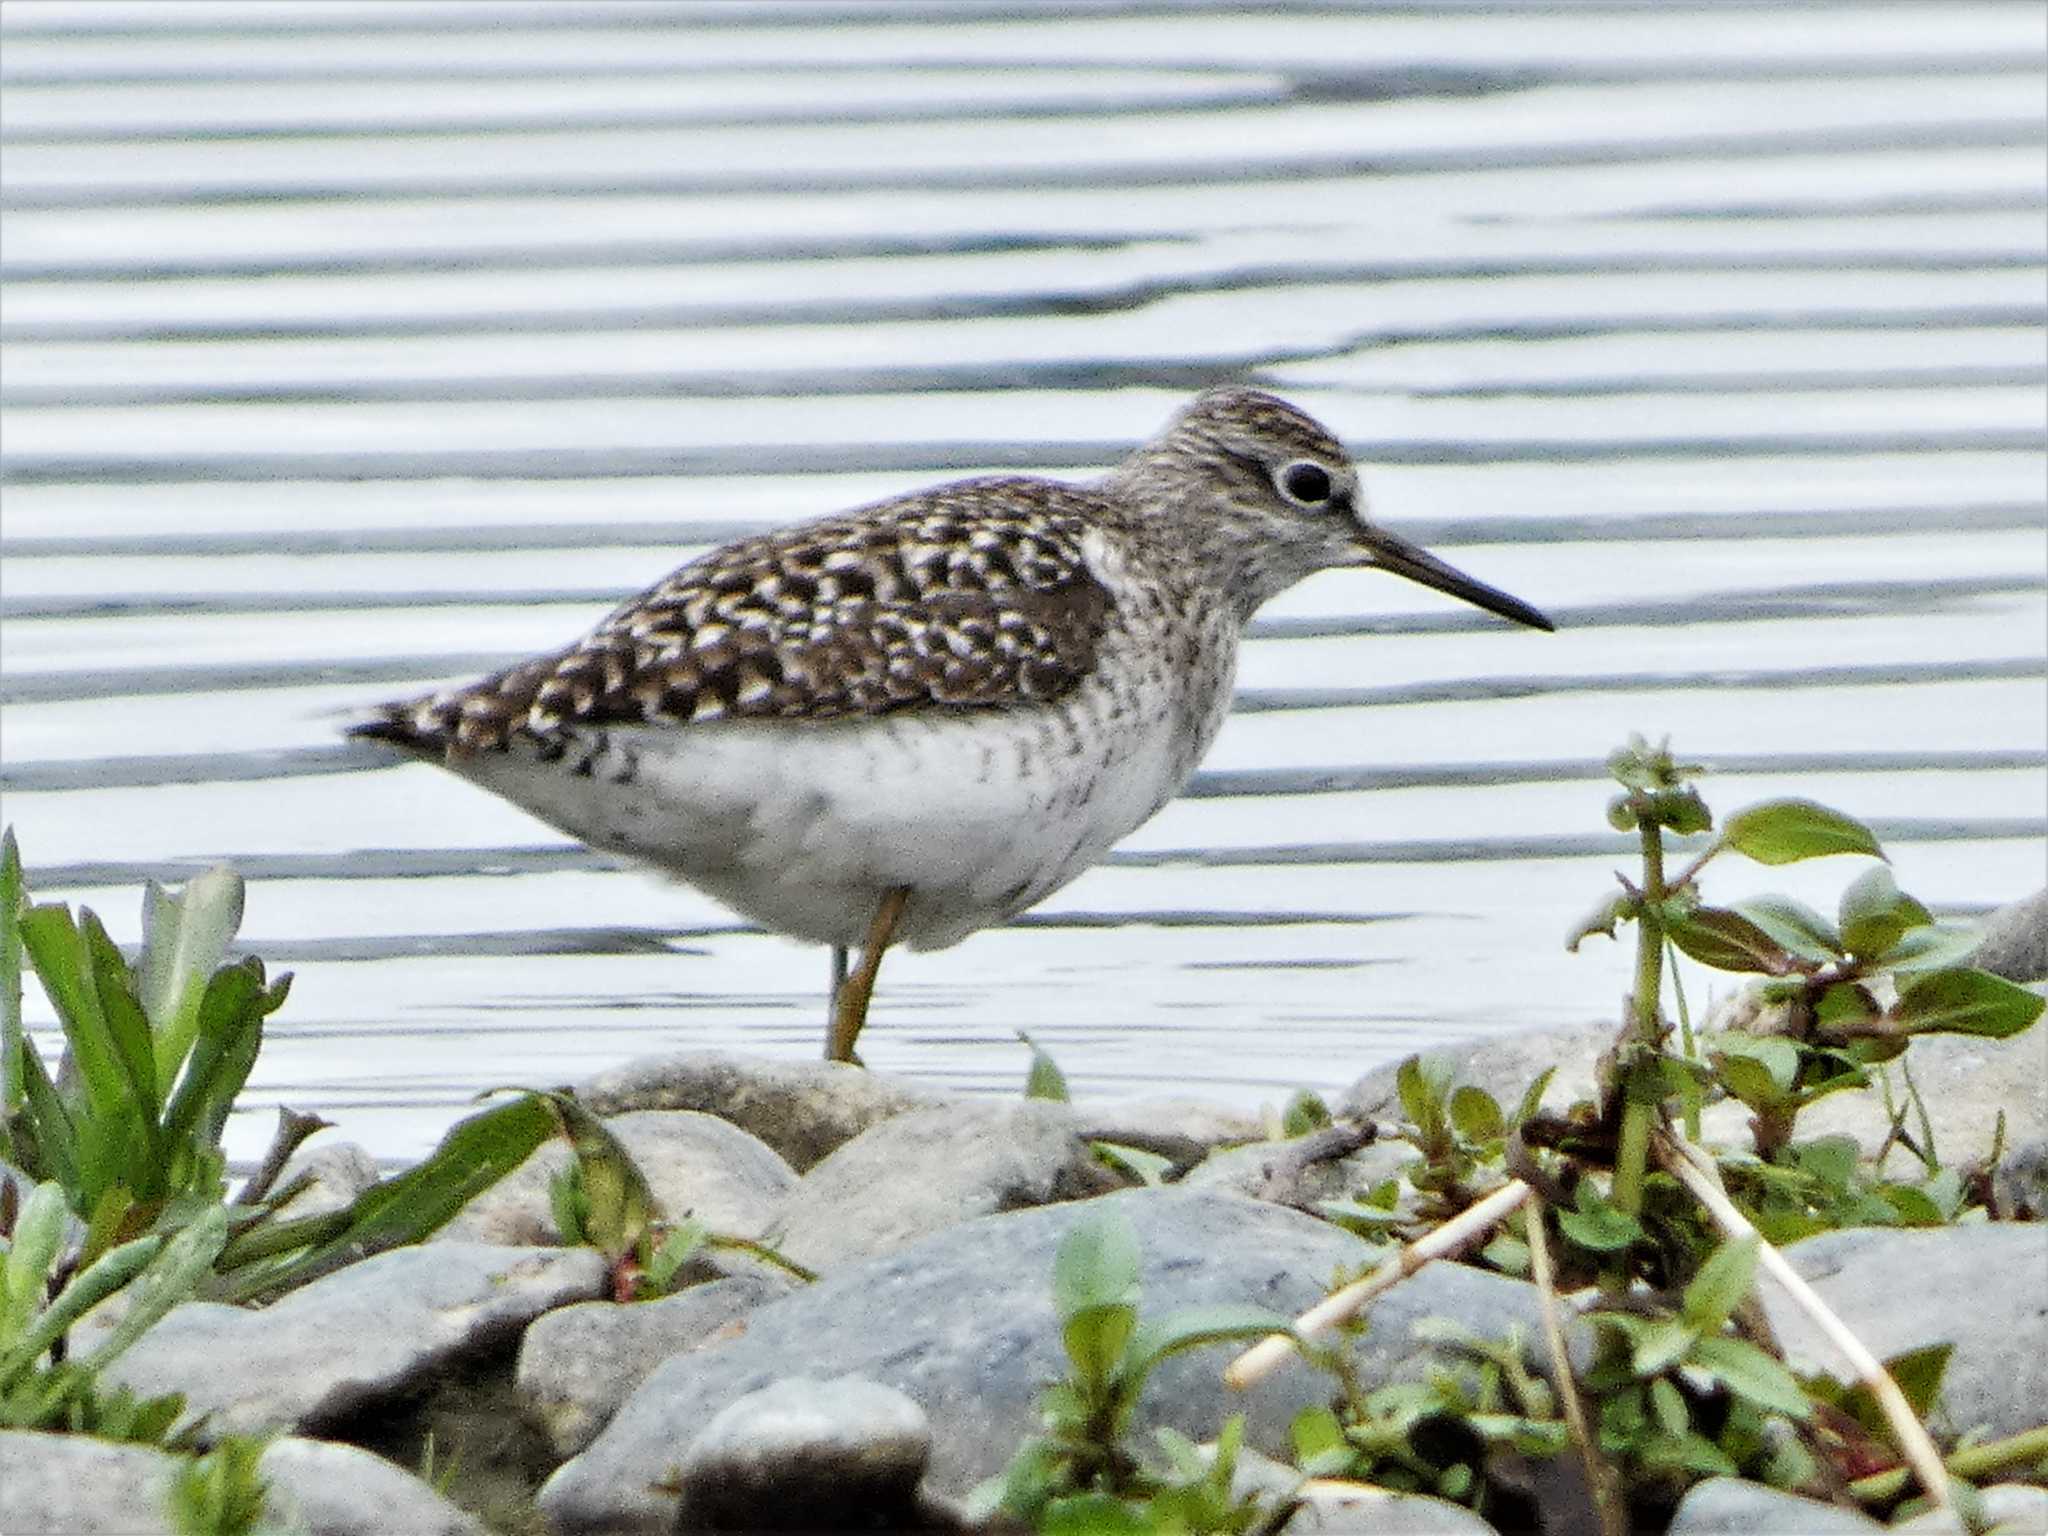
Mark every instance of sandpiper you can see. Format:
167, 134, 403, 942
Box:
351, 387, 1553, 1062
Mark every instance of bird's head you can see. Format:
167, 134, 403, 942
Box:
1112, 386, 1554, 631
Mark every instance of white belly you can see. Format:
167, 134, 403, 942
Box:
443, 667, 1214, 951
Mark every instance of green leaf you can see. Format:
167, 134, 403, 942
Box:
217, 1093, 558, 1301
1448, 1086, 1505, 1143
1791, 1135, 1859, 1194
157, 962, 270, 1158
1040, 1493, 1150, 1536
2, 1182, 70, 1332
1731, 896, 1844, 963
1837, 866, 1932, 960
1711, 1036, 1799, 1099
1875, 924, 1984, 977
1648, 1377, 1690, 1435
1813, 982, 1881, 1036
1892, 968, 2044, 1039
18, 905, 117, 1113
1686, 1335, 1811, 1420
136, 868, 244, 1089
1722, 799, 1884, 865
531, 1090, 656, 1264
1052, 1208, 1142, 1325
0, 829, 24, 1129
1833, 1344, 1952, 1438
0, 1229, 162, 1383
1565, 892, 1632, 953
642, 1218, 708, 1294
1636, 1430, 1740, 1478
1651, 787, 1714, 836
1062, 1301, 1137, 1390
1019, 1031, 1069, 1102
11, 1037, 77, 1196
1667, 906, 1801, 975
1681, 1236, 1760, 1335
1281, 1089, 1332, 1137
1875, 1184, 1944, 1227
1395, 1055, 1452, 1142
1557, 1186, 1643, 1253
1628, 1318, 1700, 1378
79, 1205, 228, 1374
1122, 1304, 1293, 1387
1292, 1403, 1346, 1464
1090, 1141, 1174, 1188
1513, 1067, 1557, 1127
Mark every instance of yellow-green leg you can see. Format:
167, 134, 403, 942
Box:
827, 886, 910, 1065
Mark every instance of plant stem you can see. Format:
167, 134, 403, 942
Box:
1526, 1194, 1625, 1536
1631, 818, 1667, 1044
1226, 1180, 1531, 1390
1848, 1424, 2048, 1505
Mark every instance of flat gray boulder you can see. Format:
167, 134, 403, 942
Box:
671, 1376, 934, 1531
0, 1429, 485, 1536
104, 1242, 605, 1439
772, 1098, 1119, 1271
1764, 1224, 2048, 1441
1666, 1476, 1882, 1533
575, 1050, 943, 1171
517, 1274, 794, 1458
539, 1187, 1563, 1535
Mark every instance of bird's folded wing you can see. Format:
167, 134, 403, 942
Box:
355, 479, 1118, 756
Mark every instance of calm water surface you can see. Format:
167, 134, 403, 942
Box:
2, 0, 2043, 1162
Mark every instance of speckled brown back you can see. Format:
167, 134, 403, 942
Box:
354, 477, 1118, 756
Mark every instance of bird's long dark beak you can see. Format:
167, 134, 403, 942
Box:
1355, 524, 1554, 632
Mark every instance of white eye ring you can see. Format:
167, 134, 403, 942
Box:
1275, 460, 1335, 507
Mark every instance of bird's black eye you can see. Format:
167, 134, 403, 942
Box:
1278, 461, 1334, 506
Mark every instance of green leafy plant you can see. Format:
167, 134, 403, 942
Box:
167, 1432, 287, 1536
0, 832, 566, 1310
1227, 739, 2044, 1533
1, 831, 290, 1263
539, 1091, 814, 1299
1, 1177, 226, 1438
1292, 1322, 1566, 1519
973, 1207, 1295, 1533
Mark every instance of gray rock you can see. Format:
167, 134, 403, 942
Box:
1981, 1482, 2048, 1535
539, 1187, 1569, 1536
772, 1099, 1120, 1272
575, 1050, 943, 1171
0, 1429, 485, 1536
268, 1140, 382, 1220
1763, 1225, 2048, 1441
516, 1274, 794, 1458
1182, 1130, 1416, 1212
1991, 1136, 2048, 1219
1970, 889, 2048, 984
435, 1109, 795, 1247
1071, 1096, 1265, 1166
1341, 1024, 1612, 1124
672, 1376, 931, 1531
104, 1242, 606, 1438
260, 1436, 489, 1536
1284, 1483, 1503, 1534
1665, 1476, 1882, 1533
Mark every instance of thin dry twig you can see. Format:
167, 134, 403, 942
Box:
1525, 1192, 1626, 1536
1654, 1130, 1954, 1518
1225, 1179, 1531, 1390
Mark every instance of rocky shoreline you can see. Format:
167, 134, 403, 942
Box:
4, 892, 2043, 1535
